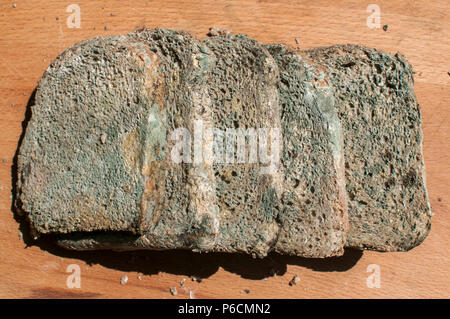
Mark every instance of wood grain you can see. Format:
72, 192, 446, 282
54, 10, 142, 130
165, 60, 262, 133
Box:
0, 0, 449, 299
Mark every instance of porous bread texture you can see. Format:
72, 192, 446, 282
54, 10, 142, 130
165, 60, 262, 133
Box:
266, 44, 348, 257
127, 28, 221, 251
203, 35, 283, 257
303, 44, 432, 251
17, 35, 150, 235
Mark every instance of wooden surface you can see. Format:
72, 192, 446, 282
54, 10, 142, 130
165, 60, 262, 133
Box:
0, 0, 449, 299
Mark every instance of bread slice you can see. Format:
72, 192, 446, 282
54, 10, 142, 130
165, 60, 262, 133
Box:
303, 44, 432, 251
203, 35, 283, 257
127, 28, 221, 251
17, 34, 149, 236
266, 44, 348, 257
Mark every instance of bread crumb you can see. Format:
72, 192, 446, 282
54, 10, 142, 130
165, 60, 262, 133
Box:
180, 278, 186, 287
191, 275, 202, 283
170, 287, 178, 296
289, 274, 300, 286
207, 27, 231, 37
101, 132, 107, 144
12, 4, 17, 8
120, 275, 128, 285
104, 26, 109, 31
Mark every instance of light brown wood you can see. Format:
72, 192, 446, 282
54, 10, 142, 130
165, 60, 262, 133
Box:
0, 0, 449, 299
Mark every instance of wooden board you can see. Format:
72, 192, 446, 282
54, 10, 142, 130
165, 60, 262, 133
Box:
0, 0, 449, 299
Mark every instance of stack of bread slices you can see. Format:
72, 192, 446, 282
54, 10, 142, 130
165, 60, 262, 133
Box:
16, 28, 432, 257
